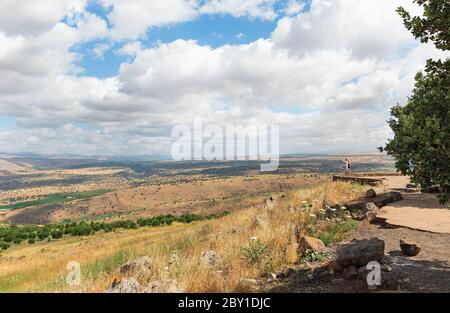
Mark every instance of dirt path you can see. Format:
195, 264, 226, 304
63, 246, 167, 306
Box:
266, 176, 450, 293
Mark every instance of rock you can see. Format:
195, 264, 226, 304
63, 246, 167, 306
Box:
106, 278, 142, 293
406, 183, 417, 188
366, 202, 379, 221
328, 259, 344, 273
336, 238, 385, 267
380, 272, 400, 291
365, 189, 377, 198
237, 278, 259, 292
145, 279, 184, 293
119, 256, 153, 279
200, 250, 220, 267
343, 265, 359, 280
285, 242, 299, 264
400, 238, 421, 256
299, 236, 326, 254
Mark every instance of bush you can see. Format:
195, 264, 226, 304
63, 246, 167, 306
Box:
241, 239, 270, 264
0, 241, 10, 250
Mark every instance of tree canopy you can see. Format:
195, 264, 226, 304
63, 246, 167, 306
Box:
381, 0, 449, 204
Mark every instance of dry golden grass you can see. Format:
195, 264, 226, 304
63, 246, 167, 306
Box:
0, 181, 363, 293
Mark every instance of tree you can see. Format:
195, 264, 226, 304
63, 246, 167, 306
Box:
380, 0, 449, 204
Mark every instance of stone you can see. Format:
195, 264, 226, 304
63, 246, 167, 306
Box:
200, 250, 220, 267
119, 256, 153, 279
145, 279, 185, 293
365, 202, 379, 221
285, 242, 299, 264
400, 238, 421, 256
365, 189, 377, 198
336, 238, 385, 267
251, 217, 267, 229
380, 272, 400, 291
343, 265, 359, 280
299, 236, 326, 254
406, 183, 417, 189
106, 278, 142, 293
328, 259, 344, 273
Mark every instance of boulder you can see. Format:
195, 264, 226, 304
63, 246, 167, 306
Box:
365, 202, 379, 221
299, 236, 326, 254
365, 189, 377, 198
406, 183, 417, 189
200, 250, 220, 267
106, 278, 142, 293
336, 238, 385, 267
342, 265, 359, 280
400, 238, 421, 256
119, 256, 153, 279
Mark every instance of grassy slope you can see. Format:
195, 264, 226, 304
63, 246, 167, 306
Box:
0, 190, 112, 211
0, 182, 363, 292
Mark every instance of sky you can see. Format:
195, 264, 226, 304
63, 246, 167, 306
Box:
0, 0, 447, 157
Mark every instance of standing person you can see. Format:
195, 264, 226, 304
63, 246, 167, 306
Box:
347, 158, 351, 173
344, 158, 349, 174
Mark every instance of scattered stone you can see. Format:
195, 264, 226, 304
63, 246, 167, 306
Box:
365, 189, 377, 198
285, 242, 299, 264
200, 250, 220, 267
400, 238, 421, 256
343, 265, 359, 280
106, 278, 142, 293
336, 238, 385, 267
145, 279, 185, 293
299, 236, 326, 254
120, 256, 153, 279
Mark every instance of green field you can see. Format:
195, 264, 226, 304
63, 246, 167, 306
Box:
0, 190, 112, 211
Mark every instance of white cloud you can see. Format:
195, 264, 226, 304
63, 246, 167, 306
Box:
0, 0, 446, 156
200, 0, 277, 20
92, 43, 111, 59
102, 0, 199, 40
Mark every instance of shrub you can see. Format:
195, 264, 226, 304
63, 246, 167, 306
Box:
241, 239, 270, 264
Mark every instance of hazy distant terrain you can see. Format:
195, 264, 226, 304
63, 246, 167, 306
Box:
0, 154, 394, 225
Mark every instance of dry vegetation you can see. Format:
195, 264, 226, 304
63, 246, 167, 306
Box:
0, 181, 364, 293
1, 173, 327, 224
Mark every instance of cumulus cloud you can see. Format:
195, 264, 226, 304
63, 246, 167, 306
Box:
0, 0, 445, 156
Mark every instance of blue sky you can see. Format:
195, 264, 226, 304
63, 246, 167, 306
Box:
74, 0, 310, 78
0, 0, 441, 156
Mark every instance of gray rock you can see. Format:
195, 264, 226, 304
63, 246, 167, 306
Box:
336, 238, 385, 267
106, 278, 142, 293
365, 189, 377, 198
145, 279, 185, 293
120, 256, 153, 278
343, 265, 359, 280
200, 250, 220, 267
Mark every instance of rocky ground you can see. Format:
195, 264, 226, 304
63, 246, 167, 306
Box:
264, 176, 450, 293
